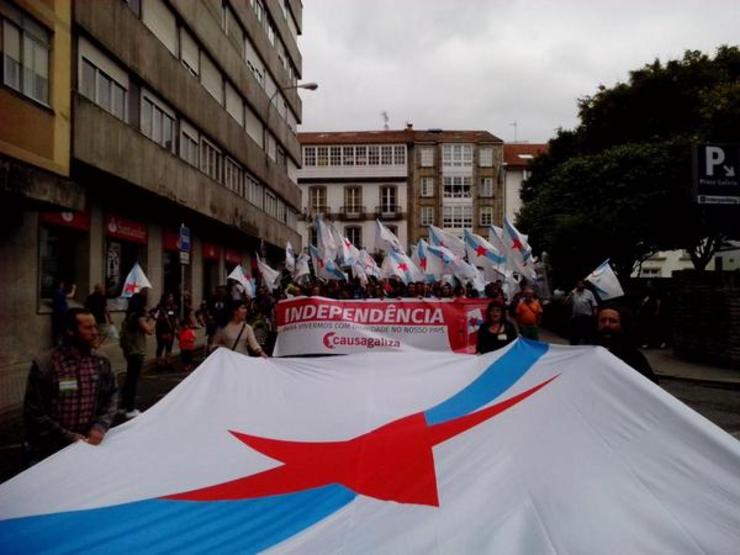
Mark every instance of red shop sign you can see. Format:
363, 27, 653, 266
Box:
224, 248, 243, 265
163, 229, 179, 252
105, 214, 147, 244
202, 242, 221, 261
39, 210, 90, 232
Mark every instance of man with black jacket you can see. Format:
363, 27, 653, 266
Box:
596, 307, 658, 383
23, 308, 118, 465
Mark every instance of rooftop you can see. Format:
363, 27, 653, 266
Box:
504, 143, 549, 167
298, 128, 503, 145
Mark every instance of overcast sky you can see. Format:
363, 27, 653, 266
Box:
297, 0, 739, 143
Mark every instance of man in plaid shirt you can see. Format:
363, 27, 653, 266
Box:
23, 308, 118, 465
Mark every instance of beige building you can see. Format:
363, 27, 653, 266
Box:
297, 127, 504, 251
0, 0, 306, 412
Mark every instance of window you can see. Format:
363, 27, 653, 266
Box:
224, 5, 244, 56
200, 138, 223, 182
180, 126, 199, 167
368, 145, 380, 165
303, 146, 316, 167
480, 206, 493, 226
345, 226, 362, 249
246, 175, 263, 207
142, 0, 177, 55
442, 144, 473, 167
330, 146, 341, 166
245, 39, 265, 86
252, 0, 264, 23
2, 6, 50, 104
141, 92, 175, 151
225, 82, 243, 124
317, 146, 328, 166
420, 147, 434, 167
421, 207, 434, 226
309, 186, 326, 212
380, 145, 392, 165
443, 176, 472, 198
264, 190, 277, 217
200, 54, 223, 104
393, 146, 406, 165
179, 27, 199, 76
79, 56, 127, 121
355, 146, 367, 166
380, 186, 397, 212
420, 177, 434, 197
443, 205, 473, 229
224, 157, 243, 195
342, 146, 355, 166
479, 146, 494, 167
245, 104, 263, 147
480, 177, 494, 197
344, 186, 362, 212
39, 225, 86, 299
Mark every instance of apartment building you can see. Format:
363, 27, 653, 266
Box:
0, 0, 306, 411
297, 127, 504, 252
502, 143, 548, 222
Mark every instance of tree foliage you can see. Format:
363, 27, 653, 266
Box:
519, 46, 740, 286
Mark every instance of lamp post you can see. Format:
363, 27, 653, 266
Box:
264, 82, 318, 163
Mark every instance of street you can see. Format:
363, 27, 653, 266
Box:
660, 378, 740, 439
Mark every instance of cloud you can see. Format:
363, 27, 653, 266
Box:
298, 0, 740, 142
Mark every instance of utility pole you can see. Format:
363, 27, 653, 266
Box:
510, 121, 518, 143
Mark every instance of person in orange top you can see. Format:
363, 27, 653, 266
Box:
515, 287, 543, 341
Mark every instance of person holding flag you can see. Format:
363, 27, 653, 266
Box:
119, 290, 155, 419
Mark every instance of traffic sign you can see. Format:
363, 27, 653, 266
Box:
694, 144, 740, 204
178, 224, 191, 252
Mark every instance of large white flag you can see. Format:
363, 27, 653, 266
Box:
309, 244, 348, 281
427, 244, 480, 285
464, 229, 505, 272
292, 253, 311, 282
314, 216, 338, 261
3, 342, 739, 553
374, 219, 404, 254
121, 262, 152, 298
256, 254, 281, 291
428, 225, 466, 259
586, 259, 625, 300
382, 250, 424, 284
226, 264, 256, 298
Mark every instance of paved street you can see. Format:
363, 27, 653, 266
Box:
660, 377, 740, 439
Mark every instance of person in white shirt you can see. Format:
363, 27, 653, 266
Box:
566, 280, 598, 345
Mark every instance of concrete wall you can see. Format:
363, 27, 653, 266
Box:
73, 96, 301, 249
74, 0, 301, 204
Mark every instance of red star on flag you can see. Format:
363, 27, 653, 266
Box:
419, 258, 428, 271
511, 238, 523, 251
124, 282, 137, 294
475, 245, 488, 257
166, 377, 557, 507
397, 263, 408, 272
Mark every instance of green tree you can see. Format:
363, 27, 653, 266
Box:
520, 46, 740, 285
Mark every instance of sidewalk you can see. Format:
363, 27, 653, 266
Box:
539, 329, 740, 386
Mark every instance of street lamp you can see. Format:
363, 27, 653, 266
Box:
265, 82, 319, 162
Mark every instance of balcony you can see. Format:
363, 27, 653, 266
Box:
375, 205, 405, 220
338, 205, 367, 220
301, 206, 332, 221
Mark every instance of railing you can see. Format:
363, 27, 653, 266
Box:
375, 205, 404, 220
301, 206, 332, 221
338, 205, 367, 220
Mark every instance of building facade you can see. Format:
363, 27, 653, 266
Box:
297, 127, 504, 252
502, 143, 548, 222
0, 0, 306, 412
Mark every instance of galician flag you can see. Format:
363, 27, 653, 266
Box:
292, 253, 311, 283
412, 238, 444, 283
426, 244, 480, 285
464, 230, 505, 270
121, 262, 152, 298
383, 250, 424, 284
309, 244, 348, 281
428, 225, 466, 259
255, 254, 281, 291
586, 259, 625, 300
503, 217, 536, 280
226, 264, 255, 298
314, 216, 338, 261
358, 249, 383, 280
2, 342, 739, 553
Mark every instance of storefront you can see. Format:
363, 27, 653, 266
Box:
39, 211, 90, 302
104, 214, 147, 301
202, 242, 221, 299
163, 228, 191, 307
